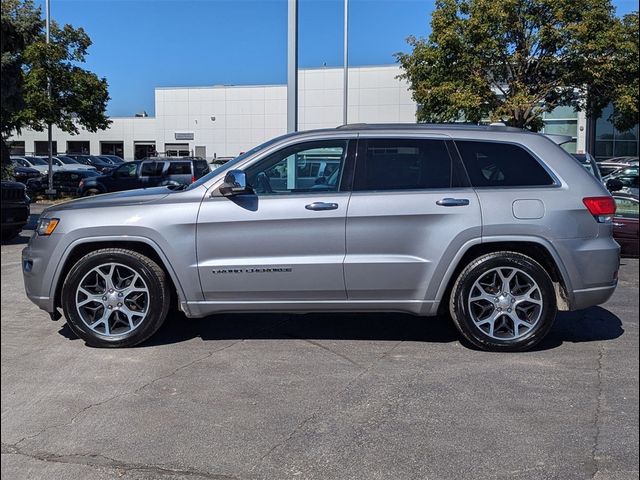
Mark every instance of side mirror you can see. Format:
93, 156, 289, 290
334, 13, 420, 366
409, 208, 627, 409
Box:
606, 178, 624, 192
219, 170, 253, 196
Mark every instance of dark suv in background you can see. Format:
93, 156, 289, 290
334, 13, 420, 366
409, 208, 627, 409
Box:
78, 157, 210, 195
1, 181, 30, 240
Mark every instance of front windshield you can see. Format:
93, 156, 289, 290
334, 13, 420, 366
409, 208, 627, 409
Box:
187, 135, 291, 190
58, 156, 79, 164
26, 156, 48, 166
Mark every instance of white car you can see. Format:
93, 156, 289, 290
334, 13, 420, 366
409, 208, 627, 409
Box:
37, 155, 97, 172
10, 155, 59, 175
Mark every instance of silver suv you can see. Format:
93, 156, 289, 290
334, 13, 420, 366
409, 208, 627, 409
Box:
22, 125, 620, 351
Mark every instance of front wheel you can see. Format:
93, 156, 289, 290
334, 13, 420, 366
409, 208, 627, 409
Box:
449, 252, 557, 352
61, 248, 171, 347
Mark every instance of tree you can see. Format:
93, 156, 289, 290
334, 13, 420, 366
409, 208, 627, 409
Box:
1, 0, 110, 177
396, 0, 639, 132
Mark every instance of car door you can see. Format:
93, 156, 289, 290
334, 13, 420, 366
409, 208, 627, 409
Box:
613, 196, 639, 255
196, 138, 356, 302
107, 162, 140, 192
139, 161, 165, 188
344, 135, 482, 304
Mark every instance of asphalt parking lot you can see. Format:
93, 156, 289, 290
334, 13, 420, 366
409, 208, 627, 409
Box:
1, 204, 638, 480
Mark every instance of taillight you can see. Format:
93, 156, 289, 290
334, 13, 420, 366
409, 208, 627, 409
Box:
583, 196, 616, 223
191, 175, 196, 183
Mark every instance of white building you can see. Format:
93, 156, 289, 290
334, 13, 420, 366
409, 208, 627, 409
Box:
9, 64, 586, 160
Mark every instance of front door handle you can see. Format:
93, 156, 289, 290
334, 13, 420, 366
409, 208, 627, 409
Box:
305, 202, 339, 211
436, 198, 470, 207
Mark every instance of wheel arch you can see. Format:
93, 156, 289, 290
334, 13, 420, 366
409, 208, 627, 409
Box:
435, 238, 572, 315
52, 237, 187, 315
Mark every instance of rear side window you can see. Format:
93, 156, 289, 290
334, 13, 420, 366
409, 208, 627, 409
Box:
456, 141, 554, 187
167, 162, 191, 175
193, 160, 209, 178
354, 138, 453, 191
141, 162, 164, 177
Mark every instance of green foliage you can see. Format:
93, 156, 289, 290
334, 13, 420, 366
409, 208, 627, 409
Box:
396, 0, 639, 132
1, 0, 111, 177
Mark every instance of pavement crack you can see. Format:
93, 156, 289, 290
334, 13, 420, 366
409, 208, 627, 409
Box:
1, 442, 240, 479
300, 338, 364, 369
13, 340, 242, 448
249, 339, 403, 471
590, 345, 605, 479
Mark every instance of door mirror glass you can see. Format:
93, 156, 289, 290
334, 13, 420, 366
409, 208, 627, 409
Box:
219, 170, 253, 196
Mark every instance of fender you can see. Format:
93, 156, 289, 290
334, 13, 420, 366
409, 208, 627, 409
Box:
432, 234, 574, 307
49, 235, 192, 317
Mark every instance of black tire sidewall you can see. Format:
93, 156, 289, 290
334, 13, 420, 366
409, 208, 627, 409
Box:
452, 253, 557, 352
62, 250, 169, 348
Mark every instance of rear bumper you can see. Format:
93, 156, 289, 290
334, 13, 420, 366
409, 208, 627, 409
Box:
570, 284, 617, 311
557, 236, 620, 311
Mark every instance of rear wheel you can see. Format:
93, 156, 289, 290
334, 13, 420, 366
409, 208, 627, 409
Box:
84, 188, 101, 196
449, 252, 557, 352
61, 248, 171, 347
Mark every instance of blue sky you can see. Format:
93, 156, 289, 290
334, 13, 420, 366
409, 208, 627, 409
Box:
39, 0, 638, 117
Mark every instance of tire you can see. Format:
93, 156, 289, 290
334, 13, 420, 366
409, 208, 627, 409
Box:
449, 252, 557, 352
84, 188, 101, 196
61, 248, 171, 348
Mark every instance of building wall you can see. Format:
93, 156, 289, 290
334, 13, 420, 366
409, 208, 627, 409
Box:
13, 65, 607, 161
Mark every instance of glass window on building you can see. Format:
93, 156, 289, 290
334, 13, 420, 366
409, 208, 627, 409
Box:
8, 141, 25, 156
594, 104, 639, 161
542, 108, 578, 154
34, 141, 57, 155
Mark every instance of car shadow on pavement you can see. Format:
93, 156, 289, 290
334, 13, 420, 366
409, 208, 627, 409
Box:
531, 306, 624, 351
57, 305, 624, 350
0, 213, 39, 246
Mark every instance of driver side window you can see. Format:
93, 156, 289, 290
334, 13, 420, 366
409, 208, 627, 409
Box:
245, 140, 348, 195
115, 162, 138, 178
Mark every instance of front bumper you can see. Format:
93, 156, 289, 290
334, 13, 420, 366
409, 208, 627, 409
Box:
22, 233, 64, 313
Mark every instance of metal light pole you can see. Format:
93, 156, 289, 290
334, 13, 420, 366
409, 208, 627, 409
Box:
45, 0, 55, 197
343, 0, 349, 126
287, 0, 298, 133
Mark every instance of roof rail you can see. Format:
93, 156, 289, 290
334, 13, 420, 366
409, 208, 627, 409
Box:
335, 123, 524, 132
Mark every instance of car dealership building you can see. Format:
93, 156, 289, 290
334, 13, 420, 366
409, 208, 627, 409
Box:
8, 64, 636, 162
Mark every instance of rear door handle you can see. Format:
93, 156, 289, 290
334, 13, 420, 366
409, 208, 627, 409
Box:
305, 202, 339, 211
436, 198, 470, 207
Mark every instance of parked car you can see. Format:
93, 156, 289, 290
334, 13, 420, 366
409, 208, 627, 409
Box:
598, 162, 634, 177
27, 169, 101, 197
1, 181, 30, 240
22, 124, 620, 351
11, 165, 42, 185
63, 154, 114, 173
611, 193, 639, 257
571, 153, 602, 182
98, 155, 125, 165
604, 166, 639, 196
36, 155, 97, 172
10, 155, 58, 175
606, 156, 639, 165
78, 158, 210, 196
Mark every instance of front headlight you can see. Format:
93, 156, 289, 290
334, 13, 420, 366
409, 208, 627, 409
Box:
37, 218, 60, 236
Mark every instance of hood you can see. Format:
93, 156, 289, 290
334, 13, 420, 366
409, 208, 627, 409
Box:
44, 187, 171, 213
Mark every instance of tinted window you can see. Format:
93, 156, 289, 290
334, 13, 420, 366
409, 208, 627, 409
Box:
456, 141, 554, 187
140, 162, 164, 177
115, 163, 138, 177
167, 162, 192, 175
354, 139, 452, 191
192, 160, 209, 178
245, 140, 347, 195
